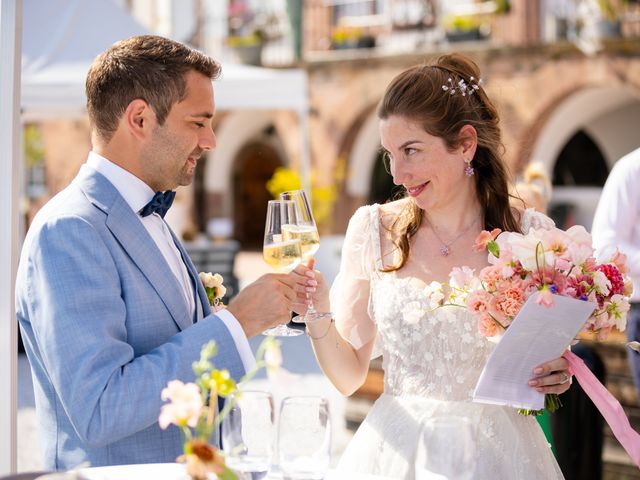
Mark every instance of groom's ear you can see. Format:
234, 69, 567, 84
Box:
124, 99, 154, 140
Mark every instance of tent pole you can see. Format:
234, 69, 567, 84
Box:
0, 0, 22, 474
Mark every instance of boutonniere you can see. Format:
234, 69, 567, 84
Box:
199, 272, 227, 311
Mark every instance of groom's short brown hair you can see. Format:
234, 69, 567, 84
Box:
86, 35, 221, 143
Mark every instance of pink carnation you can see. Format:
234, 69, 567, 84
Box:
478, 314, 499, 337
479, 266, 504, 293
466, 290, 491, 314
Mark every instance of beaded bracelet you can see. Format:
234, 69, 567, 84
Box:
306, 318, 334, 340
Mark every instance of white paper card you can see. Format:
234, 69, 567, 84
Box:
473, 292, 597, 410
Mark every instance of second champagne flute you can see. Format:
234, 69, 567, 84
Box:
280, 190, 332, 323
262, 200, 304, 336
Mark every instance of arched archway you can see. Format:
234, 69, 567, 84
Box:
368, 150, 401, 205
232, 141, 283, 249
527, 86, 640, 173
197, 111, 288, 242
552, 130, 609, 187
524, 86, 640, 229
345, 109, 380, 200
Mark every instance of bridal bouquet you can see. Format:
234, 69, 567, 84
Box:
466, 224, 632, 414
469, 225, 632, 340
159, 274, 283, 480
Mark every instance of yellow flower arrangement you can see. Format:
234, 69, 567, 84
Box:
159, 275, 283, 480
266, 167, 338, 231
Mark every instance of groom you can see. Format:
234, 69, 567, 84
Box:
15, 35, 297, 470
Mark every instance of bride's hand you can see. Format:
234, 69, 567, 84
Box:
290, 259, 330, 315
528, 356, 572, 395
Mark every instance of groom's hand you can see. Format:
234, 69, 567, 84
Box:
226, 273, 297, 338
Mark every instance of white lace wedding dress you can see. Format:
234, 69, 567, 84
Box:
332, 204, 564, 479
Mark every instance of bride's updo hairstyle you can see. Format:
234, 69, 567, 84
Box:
378, 53, 520, 271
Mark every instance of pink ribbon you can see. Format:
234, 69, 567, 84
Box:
563, 350, 640, 468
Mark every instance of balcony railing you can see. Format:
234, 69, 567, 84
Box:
218, 1, 640, 67
300, 0, 640, 60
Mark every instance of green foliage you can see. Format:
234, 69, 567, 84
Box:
24, 124, 45, 168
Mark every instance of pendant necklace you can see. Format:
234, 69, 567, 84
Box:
425, 215, 479, 257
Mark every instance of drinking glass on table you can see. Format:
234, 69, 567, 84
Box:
221, 391, 275, 480
277, 396, 331, 480
414, 416, 476, 480
280, 190, 332, 323
262, 199, 304, 337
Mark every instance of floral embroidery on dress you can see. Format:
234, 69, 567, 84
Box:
336, 206, 564, 479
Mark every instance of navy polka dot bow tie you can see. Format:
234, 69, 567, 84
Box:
139, 190, 176, 219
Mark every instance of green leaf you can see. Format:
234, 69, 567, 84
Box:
218, 467, 238, 480
487, 241, 500, 258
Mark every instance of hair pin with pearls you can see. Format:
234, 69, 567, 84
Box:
442, 76, 483, 97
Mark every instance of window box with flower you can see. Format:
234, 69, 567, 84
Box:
226, 1, 282, 65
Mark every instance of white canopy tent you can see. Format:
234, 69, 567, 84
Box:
21, 0, 310, 114
1, 0, 310, 474
20, 0, 310, 177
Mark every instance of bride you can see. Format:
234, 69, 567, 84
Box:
293, 53, 570, 479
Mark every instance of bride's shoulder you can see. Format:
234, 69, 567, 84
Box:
349, 198, 409, 229
378, 198, 411, 228
516, 207, 556, 232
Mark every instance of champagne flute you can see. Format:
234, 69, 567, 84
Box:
277, 396, 331, 480
414, 416, 476, 480
279, 190, 332, 323
221, 390, 275, 480
262, 200, 304, 336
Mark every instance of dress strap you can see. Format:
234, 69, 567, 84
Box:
368, 204, 384, 271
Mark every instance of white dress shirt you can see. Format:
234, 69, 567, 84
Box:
86, 152, 255, 370
592, 148, 640, 302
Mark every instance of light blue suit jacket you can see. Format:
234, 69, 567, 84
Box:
15, 165, 245, 470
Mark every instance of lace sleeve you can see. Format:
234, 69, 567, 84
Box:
521, 208, 556, 233
330, 205, 377, 350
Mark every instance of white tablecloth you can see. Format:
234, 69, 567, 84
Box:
77, 463, 389, 480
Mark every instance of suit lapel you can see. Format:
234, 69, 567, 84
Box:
167, 227, 212, 321
77, 166, 193, 331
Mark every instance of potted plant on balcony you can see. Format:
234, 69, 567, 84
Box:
226, 0, 281, 65
444, 14, 488, 42
595, 0, 625, 37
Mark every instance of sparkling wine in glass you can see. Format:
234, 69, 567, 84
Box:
262, 200, 304, 336
414, 416, 476, 480
278, 396, 331, 480
279, 190, 331, 323
221, 391, 275, 480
